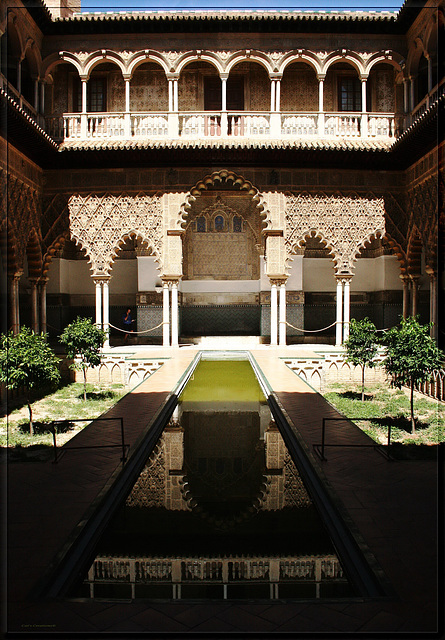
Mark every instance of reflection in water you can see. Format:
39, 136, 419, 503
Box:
76, 361, 353, 601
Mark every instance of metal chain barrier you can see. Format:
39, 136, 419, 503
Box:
108, 321, 164, 335
285, 320, 338, 333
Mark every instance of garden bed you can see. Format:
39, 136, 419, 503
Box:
1, 383, 126, 461
323, 382, 444, 456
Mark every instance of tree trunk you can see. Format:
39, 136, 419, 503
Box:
361, 365, 365, 402
410, 378, 416, 433
83, 367, 87, 402
28, 400, 33, 436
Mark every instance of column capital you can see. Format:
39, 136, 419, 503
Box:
336, 274, 352, 283
425, 265, 436, 278
93, 275, 111, 284
317, 74, 326, 82
270, 277, 287, 287
162, 277, 181, 286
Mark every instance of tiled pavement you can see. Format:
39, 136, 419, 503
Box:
4, 347, 442, 637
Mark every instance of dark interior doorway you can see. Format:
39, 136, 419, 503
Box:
204, 76, 244, 111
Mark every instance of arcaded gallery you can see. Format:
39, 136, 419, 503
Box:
1, 0, 442, 349
1, 0, 444, 635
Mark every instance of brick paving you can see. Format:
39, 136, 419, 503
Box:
4, 347, 442, 637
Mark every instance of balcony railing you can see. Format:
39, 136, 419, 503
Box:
45, 110, 402, 143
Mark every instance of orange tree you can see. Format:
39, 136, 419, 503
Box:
0, 327, 61, 435
382, 317, 444, 433
60, 317, 107, 401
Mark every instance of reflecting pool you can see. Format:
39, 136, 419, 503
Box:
73, 360, 354, 600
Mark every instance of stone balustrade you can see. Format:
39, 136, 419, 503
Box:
88, 553, 344, 587
45, 110, 400, 142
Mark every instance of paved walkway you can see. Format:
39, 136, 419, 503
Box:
4, 347, 441, 636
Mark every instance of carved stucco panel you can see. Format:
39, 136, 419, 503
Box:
68, 193, 163, 276
285, 193, 386, 275
265, 234, 286, 277
262, 191, 286, 229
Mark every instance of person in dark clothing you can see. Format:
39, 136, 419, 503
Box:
123, 308, 135, 341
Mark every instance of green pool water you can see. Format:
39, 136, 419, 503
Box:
179, 360, 266, 404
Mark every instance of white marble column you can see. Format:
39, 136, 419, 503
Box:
403, 78, 409, 113
102, 279, 110, 349
427, 55, 433, 93
163, 281, 170, 347
173, 79, 178, 111
221, 77, 227, 111
33, 78, 39, 111
426, 268, 437, 339
39, 278, 48, 334
409, 76, 415, 112
40, 81, 45, 115
335, 277, 343, 347
270, 282, 278, 346
361, 77, 368, 137
401, 275, 410, 318
317, 75, 325, 136
95, 280, 102, 328
168, 79, 173, 112
270, 80, 276, 112
30, 279, 39, 333
410, 276, 419, 317
279, 281, 286, 346
17, 60, 22, 94
343, 278, 351, 342
171, 280, 179, 347
124, 77, 131, 136
81, 77, 88, 137
275, 79, 281, 112
9, 274, 21, 334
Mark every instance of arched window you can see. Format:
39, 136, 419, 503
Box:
196, 216, 206, 232
215, 215, 224, 232
233, 216, 242, 233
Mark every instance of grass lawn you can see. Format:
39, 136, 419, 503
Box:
323, 382, 444, 456
1, 382, 127, 460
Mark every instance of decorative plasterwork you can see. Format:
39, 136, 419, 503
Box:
179, 170, 270, 230
68, 193, 163, 276
54, 47, 403, 82
285, 192, 386, 275
6, 175, 42, 274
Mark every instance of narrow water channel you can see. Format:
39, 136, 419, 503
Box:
72, 359, 354, 601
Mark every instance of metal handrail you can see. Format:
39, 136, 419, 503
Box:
313, 417, 393, 461
51, 417, 127, 464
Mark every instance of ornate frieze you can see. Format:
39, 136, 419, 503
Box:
285, 192, 386, 275
68, 192, 163, 276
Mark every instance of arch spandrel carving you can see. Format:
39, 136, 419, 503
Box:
68, 193, 163, 277
285, 192, 386, 275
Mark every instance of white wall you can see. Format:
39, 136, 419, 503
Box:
110, 260, 137, 294
286, 255, 303, 290
138, 256, 161, 291
352, 256, 402, 291
303, 259, 336, 292
303, 255, 403, 292
46, 258, 137, 295
181, 280, 260, 293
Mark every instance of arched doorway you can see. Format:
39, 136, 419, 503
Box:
181, 186, 264, 337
